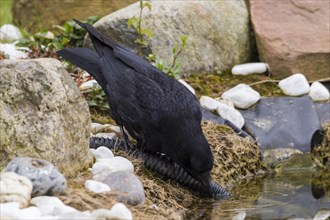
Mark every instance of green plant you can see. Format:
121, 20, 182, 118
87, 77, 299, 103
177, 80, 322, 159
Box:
127, 0, 153, 56
17, 16, 99, 52
81, 86, 110, 111
127, 0, 187, 79
147, 36, 188, 79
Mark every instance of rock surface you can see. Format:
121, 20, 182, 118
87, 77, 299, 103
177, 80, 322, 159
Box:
4, 157, 67, 196
221, 84, 260, 109
249, 0, 330, 80
309, 82, 330, 102
12, 0, 136, 32
0, 172, 33, 208
278, 73, 310, 96
85, 0, 253, 75
103, 171, 145, 205
0, 58, 93, 177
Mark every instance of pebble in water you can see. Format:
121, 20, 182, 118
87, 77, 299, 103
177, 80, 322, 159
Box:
4, 157, 67, 196
0, 172, 33, 208
278, 73, 310, 96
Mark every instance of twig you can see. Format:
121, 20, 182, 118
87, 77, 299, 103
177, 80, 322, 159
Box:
248, 79, 280, 86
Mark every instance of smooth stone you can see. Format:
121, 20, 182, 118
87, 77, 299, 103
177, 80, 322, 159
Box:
91, 123, 121, 135
4, 157, 67, 196
30, 196, 65, 216
221, 84, 260, 109
232, 63, 268, 75
309, 82, 330, 101
94, 132, 117, 139
79, 79, 99, 90
91, 146, 114, 160
103, 171, 145, 205
18, 206, 42, 219
278, 73, 310, 96
53, 204, 79, 215
313, 209, 330, 220
0, 24, 22, 42
178, 79, 195, 95
0, 202, 20, 219
108, 203, 133, 220
92, 156, 134, 176
85, 180, 111, 193
0, 43, 28, 59
0, 172, 33, 208
216, 102, 245, 128
200, 96, 220, 112
58, 210, 93, 220
214, 97, 235, 108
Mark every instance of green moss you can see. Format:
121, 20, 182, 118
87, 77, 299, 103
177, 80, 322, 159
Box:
0, 0, 12, 26
186, 72, 284, 98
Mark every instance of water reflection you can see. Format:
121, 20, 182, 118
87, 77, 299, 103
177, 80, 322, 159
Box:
186, 169, 330, 220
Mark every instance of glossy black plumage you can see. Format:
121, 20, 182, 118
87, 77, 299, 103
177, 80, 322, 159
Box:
57, 20, 214, 195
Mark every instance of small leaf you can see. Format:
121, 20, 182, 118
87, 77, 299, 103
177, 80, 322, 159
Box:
143, 2, 152, 11
141, 28, 153, 38
53, 25, 66, 32
172, 45, 178, 54
127, 16, 139, 29
181, 35, 188, 44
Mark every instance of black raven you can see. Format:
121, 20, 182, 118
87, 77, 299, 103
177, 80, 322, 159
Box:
57, 20, 214, 195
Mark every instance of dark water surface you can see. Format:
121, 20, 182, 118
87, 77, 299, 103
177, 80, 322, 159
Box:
186, 169, 330, 220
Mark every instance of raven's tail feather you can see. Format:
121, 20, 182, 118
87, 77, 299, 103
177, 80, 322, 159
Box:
56, 47, 107, 89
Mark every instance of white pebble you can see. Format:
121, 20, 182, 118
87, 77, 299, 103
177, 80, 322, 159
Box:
18, 206, 41, 219
278, 73, 310, 96
108, 203, 132, 220
92, 146, 114, 159
0, 202, 21, 219
30, 196, 65, 216
79, 80, 99, 90
178, 79, 195, 95
221, 84, 260, 109
0, 24, 22, 42
313, 209, 330, 220
52, 204, 79, 215
200, 96, 220, 111
216, 102, 245, 128
85, 180, 111, 193
0, 172, 33, 208
92, 156, 134, 175
309, 82, 330, 101
94, 132, 117, 139
232, 63, 268, 75
0, 43, 28, 59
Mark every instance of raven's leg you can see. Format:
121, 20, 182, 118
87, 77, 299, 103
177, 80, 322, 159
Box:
118, 126, 135, 151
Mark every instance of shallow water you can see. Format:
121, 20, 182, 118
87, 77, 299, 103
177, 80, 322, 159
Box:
186, 169, 330, 220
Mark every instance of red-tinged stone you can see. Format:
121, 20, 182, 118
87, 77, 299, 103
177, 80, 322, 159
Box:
249, 0, 330, 80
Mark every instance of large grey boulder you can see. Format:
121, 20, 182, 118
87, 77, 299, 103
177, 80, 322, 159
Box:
84, 0, 253, 75
0, 58, 93, 177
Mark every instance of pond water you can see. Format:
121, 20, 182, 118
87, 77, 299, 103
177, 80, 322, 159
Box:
186, 169, 330, 220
